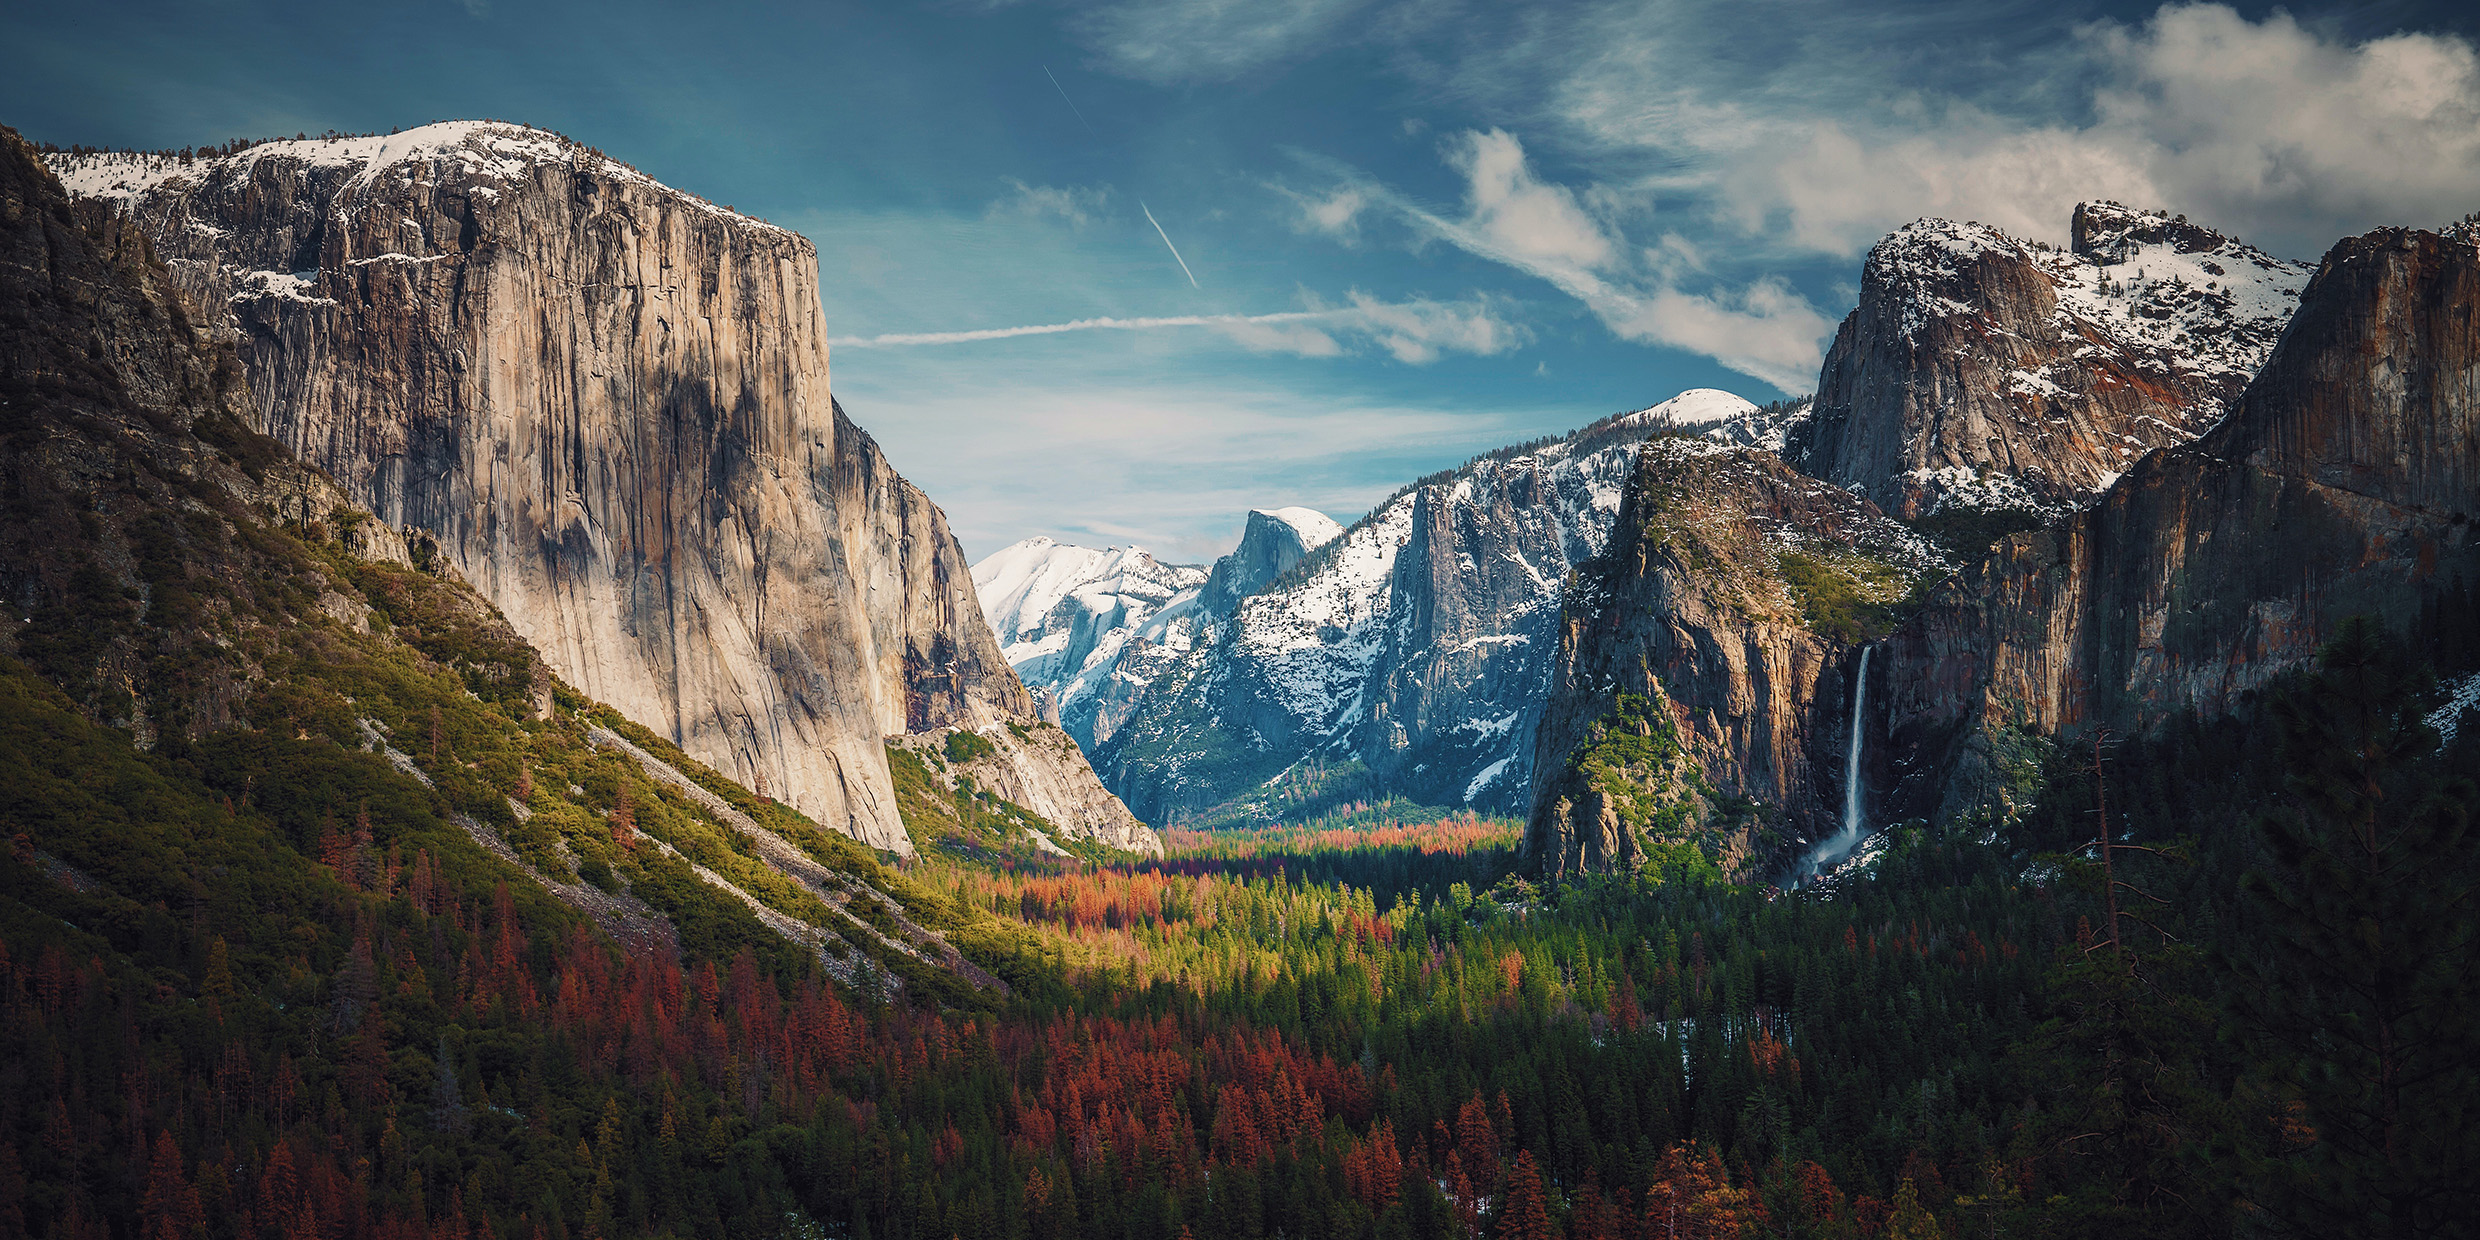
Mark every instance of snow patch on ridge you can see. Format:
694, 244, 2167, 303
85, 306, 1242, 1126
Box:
48, 121, 797, 237
2432, 673, 2480, 745
972, 537, 1207, 716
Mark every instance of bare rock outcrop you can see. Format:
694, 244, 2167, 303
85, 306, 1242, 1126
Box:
1788, 203, 2309, 519
48, 124, 1054, 853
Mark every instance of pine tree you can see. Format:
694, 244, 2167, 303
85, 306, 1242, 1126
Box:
1883, 1179, 1942, 1240
2234, 618, 2480, 1237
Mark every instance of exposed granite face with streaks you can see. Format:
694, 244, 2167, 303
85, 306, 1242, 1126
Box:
1524, 441, 1946, 877
48, 124, 1061, 854
1878, 225, 2480, 822
1788, 203, 2310, 519
1091, 410, 1682, 825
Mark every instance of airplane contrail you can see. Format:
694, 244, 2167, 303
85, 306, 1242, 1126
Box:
1042, 65, 1098, 138
1140, 200, 1200, 289
830, 309, 1339, 348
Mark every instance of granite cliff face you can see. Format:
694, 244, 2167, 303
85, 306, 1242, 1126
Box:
1788, 203, 2309, 520
1522, 441, 1945, 877
47, 124, 1057, 854
1200, 508, 1340, 614
1094, 392, 1777, 825
1878, 223, 2480, 822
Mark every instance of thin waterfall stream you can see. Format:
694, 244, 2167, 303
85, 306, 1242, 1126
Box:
1793, 645, 1874, 883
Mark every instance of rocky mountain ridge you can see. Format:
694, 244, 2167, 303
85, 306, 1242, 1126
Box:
1090, 390, 1776, 824
1526, 209, 2476, 880
1788, 202, 2310, 520
1878, 222, 2480, 826
972, 507, 1342, 755
47, 122, 1147, 856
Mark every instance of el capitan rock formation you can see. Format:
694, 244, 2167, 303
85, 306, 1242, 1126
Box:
48, 123, 1147, 855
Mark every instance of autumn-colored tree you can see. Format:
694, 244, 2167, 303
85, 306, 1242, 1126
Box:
611, 787, 636, 850
1498, 1150, 1558, 1240
1883, 1179, 1943, 1240
1458, 1093, 1501, 1191
1643, 1143, 1757, 1240
140, 1131, 201, 1240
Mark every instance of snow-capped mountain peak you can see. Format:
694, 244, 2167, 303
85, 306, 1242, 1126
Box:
1256, 507, 1344, 550
1793, 203, 2311, 518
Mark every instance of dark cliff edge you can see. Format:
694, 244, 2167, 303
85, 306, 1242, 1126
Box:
1878, 225, 2480, 825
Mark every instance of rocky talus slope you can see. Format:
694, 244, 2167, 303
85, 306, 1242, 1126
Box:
1094, 391, 1773, 824
889, 722, 1163, 856
1522, 440, 1945, 877
1788, 202, 2310, 520
1877, 223, 2480, 822
47, 123, 1101, 855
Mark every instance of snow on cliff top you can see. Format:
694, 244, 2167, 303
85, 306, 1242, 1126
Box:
1254, 507, 1344, 551
1867, 207, 2309, 393
47, 121, 794, 237
1620, 388, 1762, 433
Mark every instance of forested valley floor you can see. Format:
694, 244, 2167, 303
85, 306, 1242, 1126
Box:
4, 614, 2475, 1240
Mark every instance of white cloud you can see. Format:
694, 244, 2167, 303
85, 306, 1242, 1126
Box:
2088, 5, 2480, 249
1447, 128, 1616, 270
1315, 131, 1832, 390
1286, 185, 1368, 240
1508, 2, 2480, 258
1343, 290, 1520, 364
990, 178, 1112, 228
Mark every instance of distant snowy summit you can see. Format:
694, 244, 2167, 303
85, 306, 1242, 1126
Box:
972, 507, 1342, 753
1606, 388, 1810, 454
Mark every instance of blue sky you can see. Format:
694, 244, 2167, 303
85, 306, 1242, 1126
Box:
11, 0, 2480, 559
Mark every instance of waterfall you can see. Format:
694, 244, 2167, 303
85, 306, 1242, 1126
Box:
1792, 646, 1873, 884
1842, 644, 1871, 838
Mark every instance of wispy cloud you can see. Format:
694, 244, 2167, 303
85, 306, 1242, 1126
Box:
839, 376, 1538, 560
1298, 131, 1832, 391
988, 179, 1113, 228
1075, 0, 1378, 84
833, 310, 1336, 348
